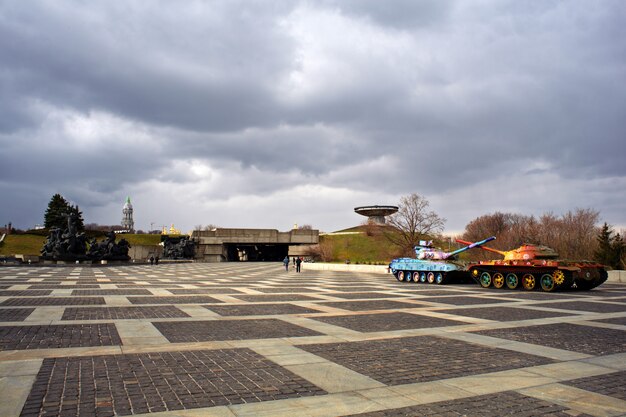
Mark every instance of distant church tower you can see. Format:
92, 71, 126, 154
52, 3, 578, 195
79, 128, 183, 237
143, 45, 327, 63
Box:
121, 197, 134, 232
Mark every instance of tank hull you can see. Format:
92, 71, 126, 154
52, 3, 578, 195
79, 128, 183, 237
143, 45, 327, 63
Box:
389, 258, 471, 285
467, 260, 607, 291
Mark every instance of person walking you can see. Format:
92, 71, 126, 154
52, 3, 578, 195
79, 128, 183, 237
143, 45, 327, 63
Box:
283, 256, 290, 271
155, 255, 159, 265
149, 255, 154, 265
296, 256, 302, 273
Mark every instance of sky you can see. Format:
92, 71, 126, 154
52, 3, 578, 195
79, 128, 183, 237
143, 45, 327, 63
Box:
1, 0, 625, 234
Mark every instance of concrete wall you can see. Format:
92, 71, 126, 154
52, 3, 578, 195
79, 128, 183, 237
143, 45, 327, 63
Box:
128, 245, 162, 262
301, 262, 389, 274
608, 270, 626, 283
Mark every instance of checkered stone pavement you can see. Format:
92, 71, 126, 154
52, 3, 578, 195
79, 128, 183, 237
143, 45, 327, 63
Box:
561, 370, 626, 401
344, 391, 593, 417
474, 322, 626, 355
61, 306, 191, 321
0, 323, 121, 350
311, 312, 466, 332
20, 349, 326, 417
0, 263, 624, 417
299, 335, 556, 385
153, 318, 323, 342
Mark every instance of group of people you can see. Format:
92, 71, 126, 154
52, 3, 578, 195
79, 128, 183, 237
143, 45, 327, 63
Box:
283, 256, 303, 272
149, 255, 160, 265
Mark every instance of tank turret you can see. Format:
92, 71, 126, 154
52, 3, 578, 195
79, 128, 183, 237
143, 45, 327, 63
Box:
456, 239, 608, 292
389, 236, 495, 285
456, 240, 558, 261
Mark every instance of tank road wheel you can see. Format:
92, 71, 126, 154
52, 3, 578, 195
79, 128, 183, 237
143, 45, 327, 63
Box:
505, 273, 519, 290
479, 272, 492, 288
553, 270, 565, 286
405, 272, 412, 282
540, 273, 556, 292
493, 273, 505, 289
396, 271, 405, 282
435, 272, 444, 285
522, 273, 536, 290
419, 272, 427, 283
427, 272, 436, 284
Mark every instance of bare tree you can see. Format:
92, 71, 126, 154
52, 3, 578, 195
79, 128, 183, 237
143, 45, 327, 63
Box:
299, 224, 313, 230
461, 208, 600, 261
386, 193, 446, 255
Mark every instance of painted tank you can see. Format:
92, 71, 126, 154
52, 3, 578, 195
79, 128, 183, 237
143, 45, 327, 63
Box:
457, 240, 608, 291
389, 236, 496, 284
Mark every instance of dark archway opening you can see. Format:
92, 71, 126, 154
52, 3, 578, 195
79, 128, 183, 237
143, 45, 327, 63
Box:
224, 244, 289, 262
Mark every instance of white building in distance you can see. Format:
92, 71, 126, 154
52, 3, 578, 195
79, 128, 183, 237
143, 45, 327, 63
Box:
121, 197, 134, 232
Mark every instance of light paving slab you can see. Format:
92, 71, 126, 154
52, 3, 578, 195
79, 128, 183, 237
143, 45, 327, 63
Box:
24, 306, 64, 322
523, 360, 617, 380
284, 361, 385, 393
0, 375, 38, 417
115, 321, 170, 345
440, 368, 556, 395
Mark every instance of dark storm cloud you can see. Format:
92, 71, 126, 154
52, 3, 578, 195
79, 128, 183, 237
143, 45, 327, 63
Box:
1, 0, 625, 231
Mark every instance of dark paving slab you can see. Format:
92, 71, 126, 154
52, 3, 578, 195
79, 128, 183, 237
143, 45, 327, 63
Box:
0, 297, 106, 306
205, 304, 323, 316
474, 323, 626, 355
0, 308, 35, 322
154, 319, 323, 342
0, 290, 53, 297
232, 294, 321, 302
311, 312, 466, 332
437, 306, 577, 321
561, 370, 626, 401
319, 300, 426, 311
0, 285, 11, 289
391, 289, 474, 296
536, 301, 626, 313
591, 316, 626, 326
328, 292, 395, 299
252, 287, 322, 293
579, 290, 626, 298
127, 296, 223, 304
20, 348, 327, 417
345, 390, 591, 417
62, 306, 191, 321
425, 296, 514, 305
70, 289, 152, 296
167, 288, 243, 294
26, 284, 101, 289
117, 284, 182, 288
0, 323, 121, 350
299, 336, 555, 385
489, 291, 585, 300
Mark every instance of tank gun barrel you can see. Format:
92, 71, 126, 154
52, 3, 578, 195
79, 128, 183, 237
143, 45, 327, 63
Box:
445, 236, 496, 259
455, 238, 505, 256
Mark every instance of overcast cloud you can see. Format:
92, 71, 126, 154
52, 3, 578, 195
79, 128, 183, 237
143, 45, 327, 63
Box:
1, 0, 625, 234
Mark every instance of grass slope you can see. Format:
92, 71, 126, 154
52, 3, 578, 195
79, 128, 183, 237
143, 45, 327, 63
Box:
321, 230, 402, 264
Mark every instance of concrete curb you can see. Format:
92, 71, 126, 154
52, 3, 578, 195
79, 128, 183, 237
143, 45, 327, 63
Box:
302, 263, 389, 274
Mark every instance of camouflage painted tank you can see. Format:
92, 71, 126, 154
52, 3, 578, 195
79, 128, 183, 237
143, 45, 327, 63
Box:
457, 240, 608, 291
389, 236, 495, 284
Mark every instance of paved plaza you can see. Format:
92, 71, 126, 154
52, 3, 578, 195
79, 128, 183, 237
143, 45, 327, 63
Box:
0, 263, 625, 417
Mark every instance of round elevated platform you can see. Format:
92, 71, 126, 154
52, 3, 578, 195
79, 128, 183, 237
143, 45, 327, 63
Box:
354, 205, 399, 225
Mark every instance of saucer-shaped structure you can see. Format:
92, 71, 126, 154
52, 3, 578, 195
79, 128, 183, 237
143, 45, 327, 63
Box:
354, 205, 398, 225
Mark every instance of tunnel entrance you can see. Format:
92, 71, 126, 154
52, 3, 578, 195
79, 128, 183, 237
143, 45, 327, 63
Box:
224, 244, 289, 262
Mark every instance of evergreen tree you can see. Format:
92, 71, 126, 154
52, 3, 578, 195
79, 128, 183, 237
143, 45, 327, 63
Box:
611, 233, 625, 269
44, 194, 70, 229
68, 205, 85, 232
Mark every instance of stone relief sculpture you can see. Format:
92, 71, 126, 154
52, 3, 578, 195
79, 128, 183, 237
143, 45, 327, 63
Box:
41, 215, 130, 262
162, 236, 196, 259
